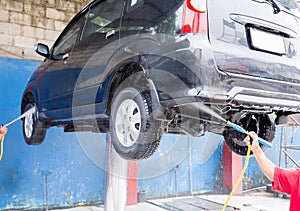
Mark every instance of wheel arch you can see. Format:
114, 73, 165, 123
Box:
104, 54, 190, 121
105, 57, 154, 116
21, 90, 39, 114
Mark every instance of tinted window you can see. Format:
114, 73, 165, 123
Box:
52, 14, 86, 57
81, 0, 124, 39
153, 5, 183, 35
127, 0, 144, 12
276, 0, 299, 10
123, 0, 184, 36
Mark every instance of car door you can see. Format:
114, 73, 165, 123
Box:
67, 0, 124, 117
38, 12, 86, 118
208, 0, 300, 84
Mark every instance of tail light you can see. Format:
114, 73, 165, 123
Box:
182, 0, 208, 34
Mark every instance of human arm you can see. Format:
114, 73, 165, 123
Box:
0, 125, 7, 140
245, 131, 275, 181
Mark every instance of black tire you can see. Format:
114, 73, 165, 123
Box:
22, 103, 46, 145
109, 86, 161, 160
223, 113, 275, 156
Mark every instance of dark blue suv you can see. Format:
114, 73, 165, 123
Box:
21, 0, 300, 159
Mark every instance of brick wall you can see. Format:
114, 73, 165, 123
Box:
0, 0, 92, 61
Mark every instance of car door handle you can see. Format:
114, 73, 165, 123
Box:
106, 29, 115, 39
62, 53, 69, 64
63, 53, 69, 60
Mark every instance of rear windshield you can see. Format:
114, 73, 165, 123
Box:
125, 0, 184, 36
276, 0, 300, 12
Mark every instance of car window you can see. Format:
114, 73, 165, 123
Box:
123, 0, 184, 36
152, 4, 184, 36
276, 0, 299, 10
127, 0, 144, 12
52, 13, 86, 57
81, 0, 124, 39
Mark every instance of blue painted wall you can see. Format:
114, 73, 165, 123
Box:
1, 57, 298, 209
138, 133, 224, 198
0, 58, 106, 210
138, 125, 300, 199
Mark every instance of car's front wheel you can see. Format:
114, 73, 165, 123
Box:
109, 86, 161, 160
22, 103, 46, 145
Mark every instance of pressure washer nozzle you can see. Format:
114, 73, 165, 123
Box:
227, 121, 248, 134
226, 121, 272, 148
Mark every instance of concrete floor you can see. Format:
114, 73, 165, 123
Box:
148, 194, 289, 210
57, 190, 290, 211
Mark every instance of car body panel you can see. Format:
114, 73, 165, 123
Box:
208, 0, 300, 82
21, 0, 300, 153
23, 0, 300, 115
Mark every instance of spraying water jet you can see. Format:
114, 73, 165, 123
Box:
182, 102, 272, 148
4, 107, 36, 127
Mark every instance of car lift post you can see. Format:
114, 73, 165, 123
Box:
104, 133, 138, 210
223, 142, 242, 194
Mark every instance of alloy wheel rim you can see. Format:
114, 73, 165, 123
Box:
115, 99, 141, 147
24, 107, 34, 138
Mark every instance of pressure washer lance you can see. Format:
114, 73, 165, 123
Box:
0, 107, 36, 160
226, 121, 273, 148
4, 107, 36, 127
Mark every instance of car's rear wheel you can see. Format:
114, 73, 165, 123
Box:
223, 112, 275, 155
22, 103, 46, 145
109, 86, 161, 160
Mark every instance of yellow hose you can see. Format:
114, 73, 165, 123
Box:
221, 144, 252, 211
0, 135, 5, 161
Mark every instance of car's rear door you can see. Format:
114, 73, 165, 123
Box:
208, 0, 300, 87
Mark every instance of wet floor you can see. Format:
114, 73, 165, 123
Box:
57, 189, 290, 211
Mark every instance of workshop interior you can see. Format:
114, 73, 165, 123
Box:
0, 0, 300, 210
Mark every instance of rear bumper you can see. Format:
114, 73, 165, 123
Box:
198, 86, 300, 112
217, 72, 300, 112
159, 75, 300, 112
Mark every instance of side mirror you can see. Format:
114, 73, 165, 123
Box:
35, 43, 50, 58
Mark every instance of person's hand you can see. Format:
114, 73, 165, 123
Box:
0, 125, 8, 137
244, 131, 261, 154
